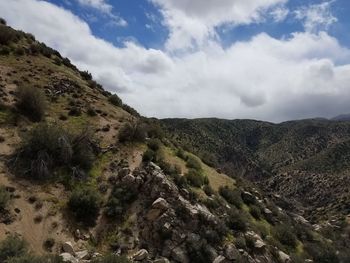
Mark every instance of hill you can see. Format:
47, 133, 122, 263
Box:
0, 21, 349, 263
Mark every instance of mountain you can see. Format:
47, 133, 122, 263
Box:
0, 22, 349, 263
332, 114, 350, 121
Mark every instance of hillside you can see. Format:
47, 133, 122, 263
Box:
0, 22, 349, 263
161, 118, 350, 221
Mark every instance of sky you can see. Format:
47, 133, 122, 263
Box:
0, 0, 350, 122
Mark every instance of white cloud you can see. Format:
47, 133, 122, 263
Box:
76, 0, 127, 27
0, 0, 350, 122
295, 0, 337, 32
149, 0, 287, 50
76, 0, 112, 13
270, 6, 289, 22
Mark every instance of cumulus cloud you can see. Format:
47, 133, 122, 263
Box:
149, 0, 288, 50
295, 0, 337, 32
0, 0, 349, 122
76, 0, 127, 26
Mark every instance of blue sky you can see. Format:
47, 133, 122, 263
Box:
1, 0, 350, 122
48, 0, 350, 49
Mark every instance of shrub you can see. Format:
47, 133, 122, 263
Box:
186, 156, 202, 170
0, 18, 6, 25
0, 235, 28, 262
235, 236, 247, 249
121, 104, 139, 117
185, 169, 208, 188
203, 185, 214, 196
226, 208, 247, 232
142, 149, 156, 163
0, 186, 10, 210
91, 254, 131, 263
219, 186, 243, 209
13, 124, 96, 180
80, 70, 92, 81
0, 26, 18, 45
16, 86, 46, 122
305, 242, 339, 263
147, 138, 161, 151
176, 148, 187, 160
118, 122, 146, 143
273, 225, 297, 248
0, 46, 10, 55
249, 205, 262, 220
14, 47, 25, 56
87, 107, 97, 117
68, 187, 101, 226
105, 184, 137, 220
108, 94, 122, 107
186, 239, 212, 263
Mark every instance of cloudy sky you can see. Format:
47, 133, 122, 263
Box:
1, 0, 350, 122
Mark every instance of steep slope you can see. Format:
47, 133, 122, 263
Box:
0, 22, 349, 263
161, 118, 350, 221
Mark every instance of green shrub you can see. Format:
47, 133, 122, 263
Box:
147, 138, 161, 151
142, 149, 156, 163
0, 18, 6, 25
118, 122, 146, 143
0, 235, 28, 262
219, 186, 243, 209
68, 187, 101, 226
108, 95, 122, 107
16, 86, 46, 122
176, 148, 187, 160
0, 186, 10, 210
203, 185, 214, 196
235, 236, 247, 249
185, 169, 208, 188
273, 225, 297, 248
0, 46, 10, 55
13, 124, 96, 180
121, 104, 139, 117
186, 156, 202, 170
186, 239, 212, 263
249, 205, 262, 220
305, 242, 339, 263
226, 208, 247, 232
14, 47, 25, 56
0, 26, 19, 45
105, 184, 137, 220
91, 254, 131, 263
80, 70, 92, 81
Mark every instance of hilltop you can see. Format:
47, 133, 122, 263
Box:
0, 21, 349, 263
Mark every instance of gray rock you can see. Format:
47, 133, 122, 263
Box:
62, 242, 75, 255
60, 253, 78, 263
133, 249, 149, 261
76, 250, 90, 260
224, 244, 239, 260
278, 251, 291, 263
153, 258, 170, 263
213, 255, 227, 263
172, 247, 189, 263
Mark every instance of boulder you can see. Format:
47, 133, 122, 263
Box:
60, 253, 78, 263
152, 198, 169, 210
153, 258, 170, 263
133, 249, 149, 261
213, 255, 227, 263
278, 251, 291, 263
62, 242, 75, 255
224, 244, 239, 260
171, 247, 189, 263
76, 250, 90, 260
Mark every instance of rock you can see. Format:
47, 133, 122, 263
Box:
278, 251, 291, 263
171, 247, 189, 263
74, 229, 81, 239
153, 258, 170, 263
152, 198, 169, 210
119, 167, 130, 178
76, 250, 90, 260
60, 253, 78, 263
224, 244, 239, 260
122, 174, 136, 185
133, 249, 149, 261
62, 242, 75, 255
254, 239, 266, 249
92, 252, 102, 258
213, 255, 227, 263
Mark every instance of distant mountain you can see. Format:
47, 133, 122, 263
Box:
332, 113, 350, 121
